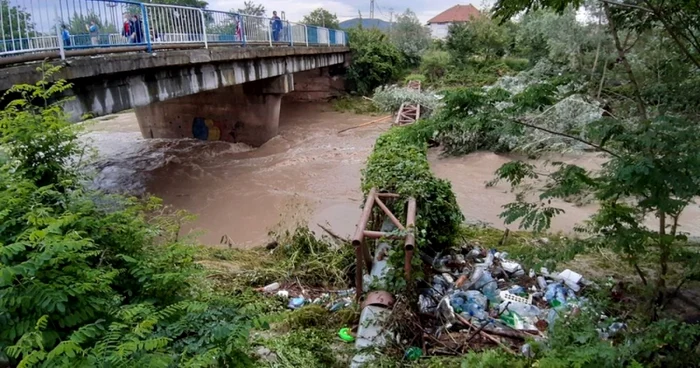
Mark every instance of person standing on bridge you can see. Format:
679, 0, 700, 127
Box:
86, 21, 99, 46
129, 15, 144, 44
271, 11, 283, 42
61, 25, 71, 47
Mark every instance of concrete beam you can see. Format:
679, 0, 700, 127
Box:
59, 51, 346, 120
0, 46, 349, 92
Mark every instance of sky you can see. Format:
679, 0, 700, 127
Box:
205, 0, 492, 24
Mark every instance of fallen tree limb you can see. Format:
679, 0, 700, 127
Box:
317, 223, 349, 243
455, 314, 516, 355
337, 115, 392, 134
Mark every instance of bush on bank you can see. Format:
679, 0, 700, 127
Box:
0, 65, 254, 367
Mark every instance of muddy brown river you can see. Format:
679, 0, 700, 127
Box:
86, 102, 700, 247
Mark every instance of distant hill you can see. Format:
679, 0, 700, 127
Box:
339, 18, 393, 31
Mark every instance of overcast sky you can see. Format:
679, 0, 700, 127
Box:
206, 0, 492, 24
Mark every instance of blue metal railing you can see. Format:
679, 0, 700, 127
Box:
0, 0, 347, 59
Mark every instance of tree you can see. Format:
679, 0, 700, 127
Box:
302, 8, 339, 28
390, 9, 431, 67
486, 0, 700, 311
237, 1, 266, 17
347, 27, 404, 95
446, 15, 508, 64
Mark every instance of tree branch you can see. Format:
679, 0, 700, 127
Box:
633, 262, 648, 286
512, 117, 621, 158
640, 0, 700, 69
599, 0, 651, 12
603, 2, 649, 120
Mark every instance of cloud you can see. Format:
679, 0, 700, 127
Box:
207, 0, 490, 24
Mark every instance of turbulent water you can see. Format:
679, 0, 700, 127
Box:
85, 102, 700, 247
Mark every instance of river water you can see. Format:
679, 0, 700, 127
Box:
86, 102, 700, 247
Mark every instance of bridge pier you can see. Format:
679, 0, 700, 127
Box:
134, 74, 294, 146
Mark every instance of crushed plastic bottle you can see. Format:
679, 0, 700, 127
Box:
465, 290, 487, 309
499, 300, 541, 318
288, 297, 305, 310
262, 282, 280, 292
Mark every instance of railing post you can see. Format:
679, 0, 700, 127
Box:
56, 25, 65, 60
241, 14, 247, 46
200, 10, 208, 48
304, 25, 308, 46
141, 4, 153, 52
289, 22, 293, 47
268, 17, 273, 46
327, 29, 330, 46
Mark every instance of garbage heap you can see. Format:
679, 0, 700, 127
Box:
417, 245, 593, 355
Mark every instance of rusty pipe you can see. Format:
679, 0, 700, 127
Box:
405, 197, 417, 251
374, 196, 405, 231
363, 230, 403, 240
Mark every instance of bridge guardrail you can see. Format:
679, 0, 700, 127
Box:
0, 0, 347, 62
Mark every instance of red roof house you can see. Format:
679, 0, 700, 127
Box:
427, 4, 481, 39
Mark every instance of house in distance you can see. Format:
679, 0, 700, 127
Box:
427, 4, 481, 40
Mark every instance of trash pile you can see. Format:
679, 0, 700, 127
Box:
417, 245, 595, 354
257, 282, 355, 312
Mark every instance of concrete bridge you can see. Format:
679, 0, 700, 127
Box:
0, 0, 349, 146
0, 46, 349, 146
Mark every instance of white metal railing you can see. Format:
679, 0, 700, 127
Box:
0, 0, 347, 60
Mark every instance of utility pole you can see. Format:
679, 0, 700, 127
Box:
369, 0, 374, 19
389, 8, 394, 33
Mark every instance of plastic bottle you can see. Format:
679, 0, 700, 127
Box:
484, 251, 495, 267
465, 290, 488, 309
463, 302, 488, 320
537, 276, 548, 290
262, 282, 280, 292
500, 301, 541, 318
479, 272, 500, 303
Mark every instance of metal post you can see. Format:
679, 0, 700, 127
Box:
327, 29, 331, 46
199, 9, 208, 48
241, 14, 247, 46
304, 25, 308, 46
268, 17, 273, 46
56, 25, 65, 60
141, 4, 152, 52
289, 22, 293, 47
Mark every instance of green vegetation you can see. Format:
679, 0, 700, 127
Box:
301, 8, 340, 29
346, 28, 404, 95
0, 65, 255, 366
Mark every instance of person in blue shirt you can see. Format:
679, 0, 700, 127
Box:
61, 25, 71, 47
86, 21, 99, 45
270, 11, 283, 42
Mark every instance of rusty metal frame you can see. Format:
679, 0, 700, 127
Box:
393, 80, 422, 126
351, 188, 417, 300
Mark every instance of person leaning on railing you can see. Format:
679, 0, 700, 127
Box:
270, 11, 283, 42
86, 21, 99, 45
129, 15, 144, 44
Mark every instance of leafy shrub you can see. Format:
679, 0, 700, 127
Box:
361, 127, 463, 252
0, 65, 253, 367
404, 73, 427, 84
347, 27, 404, 95
420, 50, 451, 83
372, 85, 443, 115
503, 57, 530, 71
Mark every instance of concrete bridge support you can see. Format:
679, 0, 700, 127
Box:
134, 74, 293, 146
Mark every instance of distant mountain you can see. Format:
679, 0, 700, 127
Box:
339, 18, 393, 31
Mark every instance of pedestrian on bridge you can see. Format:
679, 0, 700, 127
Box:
61, 25, 71, 47
271, 11, 283, 42
130, 15, 144, 44
86, 21, 99, 45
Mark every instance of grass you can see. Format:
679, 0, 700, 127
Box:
332, 95, 381, 115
